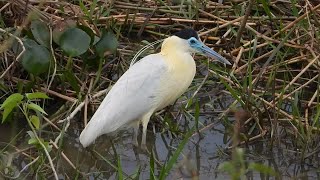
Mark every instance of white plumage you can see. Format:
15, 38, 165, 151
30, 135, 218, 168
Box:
80, 54, 168, 147
79, 30, 230, 148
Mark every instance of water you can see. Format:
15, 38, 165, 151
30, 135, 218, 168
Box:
1, 116, 320, 179
0, 99, 320, 179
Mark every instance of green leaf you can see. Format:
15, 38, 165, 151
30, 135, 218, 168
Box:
78, 25, 95, 45
1, 93, 23, 122
60, 27, 91, 57
63, 70, 80, 93
95, 31, 118, 57
43, 141, 52, 152
27, 130, 35, 139
21, 39, 51, 75
30, 20, 50, 48
27, 102, 47, 115
258, 0, 273, 19
52, 20, 77, 45
221, 78, 244, 106
26, 92, 49, 100
150, 150, 156, 180
12, 39, 24, 55
2, 104, 15, 123
0, 93, 23, 109
92, 36, 100, 46
117, 156, 123, 180
30, 115, 40, 129
28, 137, 38, 145
248, 163, 277, 176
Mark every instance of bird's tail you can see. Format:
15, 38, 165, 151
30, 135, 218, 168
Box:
79, 121, 103, 148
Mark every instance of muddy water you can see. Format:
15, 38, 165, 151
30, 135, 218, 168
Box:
68, 123, 320, 179
1, 113, 320, 179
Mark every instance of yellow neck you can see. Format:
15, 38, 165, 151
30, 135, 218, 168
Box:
160, 36, 194, 68
155, 37, 196, 109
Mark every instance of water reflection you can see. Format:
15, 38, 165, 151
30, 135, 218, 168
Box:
0, 116, 320, 179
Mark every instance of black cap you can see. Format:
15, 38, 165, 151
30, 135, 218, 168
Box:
174, 28, 199, 40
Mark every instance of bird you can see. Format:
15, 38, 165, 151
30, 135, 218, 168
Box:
79, 28, 231, 149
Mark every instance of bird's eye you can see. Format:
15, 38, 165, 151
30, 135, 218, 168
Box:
190, 39, 196, 44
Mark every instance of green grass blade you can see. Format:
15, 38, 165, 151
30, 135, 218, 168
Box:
159, 126, 195, 180
117, 155, 123, 180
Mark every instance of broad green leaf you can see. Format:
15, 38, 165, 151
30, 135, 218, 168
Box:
0, 93, 23, 109
27, 132, 51, 151
27, 102, 47, 115
93, 36, 100, 46
95, 31, 118, 57
30, 20, 50, 48
52, 20, 77, 45
78, 25, 95, 44
60, 27, 91, 57
2, 103, 16, 123
26, 92, 49, 100
24, 38, 39, 46
1, 93, 22, 122
30, 115, 40, 129
21, 39, 51, 75
12, 39, 23, 55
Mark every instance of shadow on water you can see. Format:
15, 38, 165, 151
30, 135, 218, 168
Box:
1, 112, 320, 179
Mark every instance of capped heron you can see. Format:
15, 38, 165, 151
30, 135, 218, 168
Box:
79, 29, 231, 148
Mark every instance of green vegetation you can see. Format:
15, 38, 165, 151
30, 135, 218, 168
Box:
1, 0, 320, 179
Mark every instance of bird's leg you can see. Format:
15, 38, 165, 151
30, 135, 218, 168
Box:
133, 121, 140, 147
141, 112, 152, 150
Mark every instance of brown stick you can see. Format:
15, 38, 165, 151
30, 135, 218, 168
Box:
234, 0, 254, 48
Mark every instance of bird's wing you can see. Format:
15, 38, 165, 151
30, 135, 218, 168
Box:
79, 53, 168, 147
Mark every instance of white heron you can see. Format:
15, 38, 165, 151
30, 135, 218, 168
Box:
79, 28, 231, 149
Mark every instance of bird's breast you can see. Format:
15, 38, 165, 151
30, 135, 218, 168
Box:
156, 52, 196, 109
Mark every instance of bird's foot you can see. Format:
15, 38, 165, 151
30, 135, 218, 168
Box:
141, 143, 149, 152
133, 140, 139, 148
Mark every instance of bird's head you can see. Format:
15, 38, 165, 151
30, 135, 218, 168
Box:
161, 28, 231, 65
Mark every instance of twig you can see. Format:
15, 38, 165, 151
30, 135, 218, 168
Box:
46, 25, 57, 91
40, 87, 77, 102
0, 156, 40, 179
272, 3, 320, 38
0, 2, 11, 12
199, 16, 244, 36
281, 55, 319, 94
234, 0, 254, 48
231, 47, 244, 74
0, 28, 25, 79
50, 140, 86, 177
58, 87, 111, 123
19, 106, 59, 180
